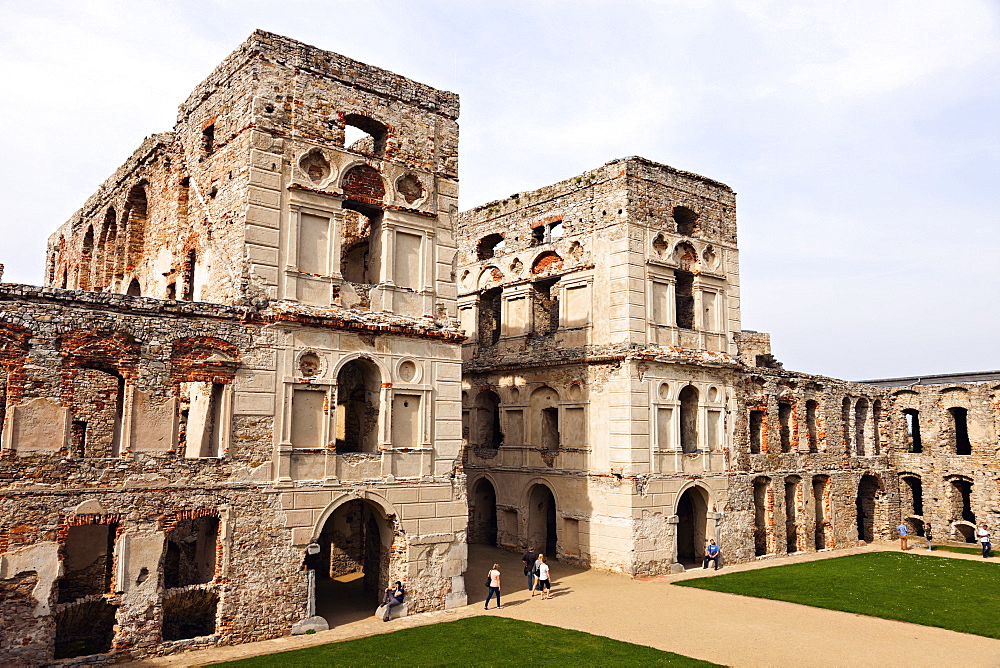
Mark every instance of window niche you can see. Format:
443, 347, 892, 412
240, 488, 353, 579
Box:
950, 407, 971, 455
531, 278, 560, 335
164, 516, 219, 589
179, 381, 226, 458
903, 409, 922, 453
57, 522, 118, 603
335, 358, 381, 453
340, 201, 383, 286
674, 270, 694, 329
678, 385, 699, 454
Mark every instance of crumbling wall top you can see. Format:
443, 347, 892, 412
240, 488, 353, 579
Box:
177, 30, 460, 123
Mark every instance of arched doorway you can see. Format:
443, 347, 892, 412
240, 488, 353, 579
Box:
676, 486, 710, 563
856, 474, 880, 542
528, 484, 557, 557
469, 478, 498, 546
306, 498, 395, 625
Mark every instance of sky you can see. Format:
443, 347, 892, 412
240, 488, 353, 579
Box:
1, 0, 998, 381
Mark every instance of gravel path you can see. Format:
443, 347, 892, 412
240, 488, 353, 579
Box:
130, 542, 1000, 667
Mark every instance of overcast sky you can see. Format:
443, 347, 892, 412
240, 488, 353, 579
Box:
1, 0, 998, 381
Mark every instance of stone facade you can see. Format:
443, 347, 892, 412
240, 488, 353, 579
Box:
3, 29, 1000, 666
2, 31, 466, 664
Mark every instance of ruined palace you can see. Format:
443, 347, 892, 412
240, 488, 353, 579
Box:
2, 30, 999, 664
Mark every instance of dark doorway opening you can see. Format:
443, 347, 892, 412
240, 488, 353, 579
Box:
856, 474, 880, 542
528, 484, 557, 558
676, 486, 710, 564
306, 499, 392, 627
469, 478, 499, 546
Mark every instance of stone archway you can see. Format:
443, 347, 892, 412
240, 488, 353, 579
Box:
676, 485, 710, 563
469, 477, 498, 546
305, 498, 396, 626
527, 483, 557, 558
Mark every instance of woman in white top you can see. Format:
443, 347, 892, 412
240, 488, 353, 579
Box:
535, 554, 551, 599
485, 563, 503, 609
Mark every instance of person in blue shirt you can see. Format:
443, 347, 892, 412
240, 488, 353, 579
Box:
897, 522, 908, 551
381, 581, 405, 621
703, 539, 721, 570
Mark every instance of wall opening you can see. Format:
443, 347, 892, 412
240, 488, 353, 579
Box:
950, 407, 971, 455
812, 475, 831, 550
904, 409, 922, 453
531, 278, 560, 335
854, 397, 868, 456
164, 516, 219, 589
531, 220, 563, 245
80, 226, 94, 290
785, 476, 801, 553
856, 474, 879, 543
841, 397, 852, 454
753, 477, 772, 556
476, 234, 505, 261
474, 390, 503, 454
54, 600, 118, 659
805, 400, 819, 453
528, 484, 558, 557
124, 183, 148, 271
125, 278, 141, 297
674, 206, 699, 236
162, 589, 219, 641
778, 402, 792, 452
181, 249, 197, 301
57, 523, 117, 603
307, 498, 393, 626
902, 476, 924, 517
674, 270, 694, 329
871, 400, 881, 455
469, 477, 499, 546
477, 287, 502, 346
341, 202, 383, 286
676, 486, 710, 563
678, 385, 699, 454
202, 123, 215, 154
343, 113, 388, 157
70, 367, 125, 458
947, 478, 976, 538
749, 410, 764, 454
336, 358, 381, 453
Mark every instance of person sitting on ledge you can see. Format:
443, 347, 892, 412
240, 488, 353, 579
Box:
382, 580, 405, 621
703, 539, 722, 570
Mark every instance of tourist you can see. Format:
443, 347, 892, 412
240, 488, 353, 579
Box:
978, 524, 992, 558
896, 522, 908, 550
522, 546, 538, 592
703, 539, 721, 570
485, 563, 503, 609
924, 522, 933, 550
535, 554, 552, 599
381, 580, 405, 622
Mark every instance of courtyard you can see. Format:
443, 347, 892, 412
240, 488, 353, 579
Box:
132, 543, 1000, 667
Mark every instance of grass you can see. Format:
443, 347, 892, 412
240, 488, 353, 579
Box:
677, 551, 1000, 638
209, 617, 718, 667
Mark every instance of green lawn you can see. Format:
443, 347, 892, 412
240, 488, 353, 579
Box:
677, 552, 1000, 638
210, 617, 718, 667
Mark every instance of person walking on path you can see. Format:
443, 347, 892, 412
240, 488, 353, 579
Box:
897, 522, 908, 550
978, 525, 992, 558
924, 522, 933, 550
535, 554, 552, 599
522, 547, 538, 592
703, 539, 722, 570
485, 563, 503, 609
